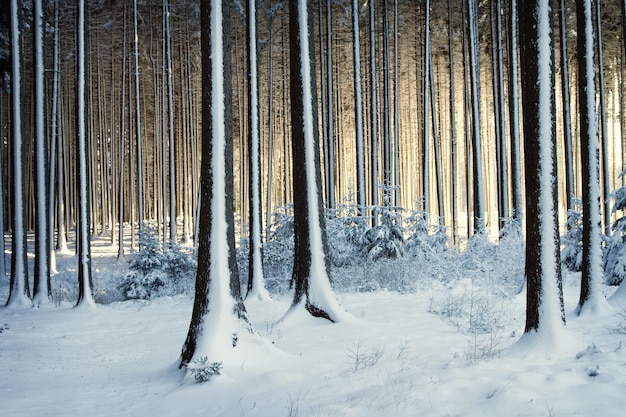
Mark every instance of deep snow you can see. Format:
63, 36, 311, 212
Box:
1, 235, 626, 417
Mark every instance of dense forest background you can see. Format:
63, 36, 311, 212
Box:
0, 0, 625, 247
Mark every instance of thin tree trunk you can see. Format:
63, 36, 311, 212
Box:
448, 0, 458, 243
594, 0, 610, 236
352, 0, 365, 214
7, 0, 31, 307
133, 0, 144, 236
559, 0, 575, 212
369, 0, 379, 223
76, 0, 95, 307
576, 0, 611, 315
467, 0, 485, 234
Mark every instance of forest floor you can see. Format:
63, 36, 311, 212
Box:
1, 234, 626, 417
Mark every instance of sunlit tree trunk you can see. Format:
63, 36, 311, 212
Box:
448, 0, 458, 243
352, 0, 366, 213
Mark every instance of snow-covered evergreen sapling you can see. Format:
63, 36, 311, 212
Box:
561, 198, 584, 272
604, 179, 626, 285
118, 228, 196, 299
365, 190, 405, 261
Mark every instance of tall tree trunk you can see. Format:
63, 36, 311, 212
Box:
7, 0, 31, 308
265, 11, 275, 238
180, 0, 251, 369
165, 0, 177, 243
76, 0, 95, 307
33, 0, 51, 305
287, 0, 347, 323
352, 0, 366, 213
559, 0, 575, 211
509, 0, 523, 222
519, 0, 566, 335
246, 0, 270, 301
423, 0, 431, 217
369, 0, 379, 223
576, 0, 611, 316
594, 0, 610, 236
448, 0, 458, 243
467, 0, 485, 234
325, 0, 335, 210
133, 0, 144, 236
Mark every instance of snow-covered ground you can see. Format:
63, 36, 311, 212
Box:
1, 236, 626, 417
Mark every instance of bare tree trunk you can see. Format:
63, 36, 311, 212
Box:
559, 0, 575, 212
352, 0, 366, 214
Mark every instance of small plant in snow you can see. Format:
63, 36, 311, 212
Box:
187, 357, 223, 383
561, 199, 583, 273
0, 323, 9, 334
346, 339, 385, 372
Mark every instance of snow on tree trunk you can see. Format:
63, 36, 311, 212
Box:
33, 0, 52, 303
467, 0, 485, 234
246, 0, 270, 301
575, 0, 612, 317
517, 0, 568, 350
180, 0, 256, 371
6, 0, 31, 308
285, 0, 349, 323
352, 0, 365, 213
509, 0, 523, 222
76, 0, 95, 308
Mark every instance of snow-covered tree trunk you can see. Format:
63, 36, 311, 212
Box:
575, 0, 611, 316
492, 0, 509, 231
509, 0, 522, 222
352, 0, 365, 214
6, 0, 31, 308
165, 0, 176, 244
325, 0, 335, 211
180, 0, 252, 370
33, 0, 51, 305
48, 0, 61, 271
518, 0, 566, 337
448, 0, 458, 243
287, 0, 348, 323
594, 0, 610, 236
559, 0, 575, 211
245, 0, 269, 301
76, 0, 95, 308
467, 0, 485, 234
423, 0, 431, 217
369, 0, 378, 223
133, 0, 144, 236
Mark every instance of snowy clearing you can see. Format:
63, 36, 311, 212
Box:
1, 239, 626, 417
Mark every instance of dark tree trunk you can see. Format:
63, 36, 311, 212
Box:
288, 0, 345, 322
576, 0, 610, 315
180, 0, 250, 368
519, 0, 565, 332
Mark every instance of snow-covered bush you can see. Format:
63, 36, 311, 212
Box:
604, 184, 626, 285
404, 210, 449, 259
258, 206, 295, 295
118, 229, 196, 300
326, 202, 370, 267
561, 199, 583, 272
